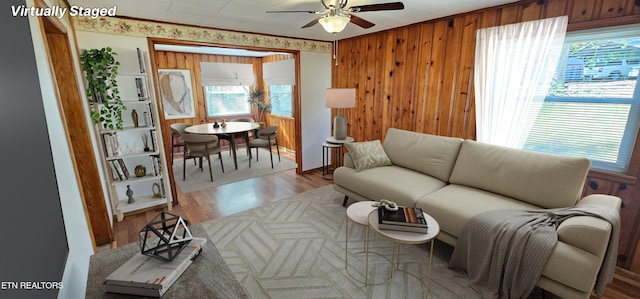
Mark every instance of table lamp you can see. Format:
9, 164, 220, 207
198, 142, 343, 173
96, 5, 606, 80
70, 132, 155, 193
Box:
326, 88, 356, 140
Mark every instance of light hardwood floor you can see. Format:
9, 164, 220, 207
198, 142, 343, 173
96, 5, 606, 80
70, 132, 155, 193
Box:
111, 150, 639, 299
112, 150, 330, 246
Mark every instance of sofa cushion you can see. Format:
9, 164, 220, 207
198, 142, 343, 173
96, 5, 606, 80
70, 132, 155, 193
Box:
449, 140, 591, 209
333, 165, 447, 208
345, 140, 392, 172
382, 128, 464, 182
415, 184, 540, 239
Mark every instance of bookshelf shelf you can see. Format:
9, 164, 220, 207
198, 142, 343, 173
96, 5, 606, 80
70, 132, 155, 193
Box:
117, 73, 148, 77
100, 125, 156, 134
111, 174, 163, 186
105, 151, 161, 161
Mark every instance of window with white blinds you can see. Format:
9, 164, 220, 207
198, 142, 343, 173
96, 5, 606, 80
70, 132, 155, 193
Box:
268, 85, 293, 117
522, 24, 640, 173
205, 86, 250, 117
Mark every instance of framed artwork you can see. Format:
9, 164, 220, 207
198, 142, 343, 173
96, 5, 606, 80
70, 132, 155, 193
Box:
157, 69, 196, 119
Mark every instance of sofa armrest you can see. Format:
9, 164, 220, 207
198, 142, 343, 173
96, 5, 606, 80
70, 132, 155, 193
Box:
343, 152, 354, 168
575, 194, 622, 211
556, 216, 611, 256
556, 194, 621, 256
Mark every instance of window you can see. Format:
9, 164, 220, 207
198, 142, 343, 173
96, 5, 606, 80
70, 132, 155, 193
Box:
268, 85, 293, 117
205, 86, 250, 117
522, 25, 640, 173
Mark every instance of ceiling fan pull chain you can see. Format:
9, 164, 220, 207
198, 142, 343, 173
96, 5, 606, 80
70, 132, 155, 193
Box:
333, 33, 339, 66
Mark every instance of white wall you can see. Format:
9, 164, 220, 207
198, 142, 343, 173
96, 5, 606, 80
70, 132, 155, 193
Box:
25, 1, 95, 298
300, 52, 332, 171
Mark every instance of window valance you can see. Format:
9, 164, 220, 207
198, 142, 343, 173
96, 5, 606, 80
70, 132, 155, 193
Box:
263, 59, 295, 85
200, 62, 254, 86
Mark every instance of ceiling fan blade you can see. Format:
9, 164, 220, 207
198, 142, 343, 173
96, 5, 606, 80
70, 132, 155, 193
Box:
349, 15, 375, 29
350, 2, 404, 12
265, 10, 318, 13
302, 17, 322, 28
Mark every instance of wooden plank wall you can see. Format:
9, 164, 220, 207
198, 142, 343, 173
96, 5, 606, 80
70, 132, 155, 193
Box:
265, 114, 295, 151
332, 0, 640, 271
332, 0, 640, 142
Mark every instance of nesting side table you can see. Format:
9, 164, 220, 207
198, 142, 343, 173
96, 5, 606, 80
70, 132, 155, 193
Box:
345, 201, 391, 285
322, 136, 354, 180
368, 210, 440, 299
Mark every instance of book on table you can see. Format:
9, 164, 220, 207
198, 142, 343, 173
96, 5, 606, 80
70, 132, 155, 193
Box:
377, 206, 428, 233
104, 237, 206, 297
378, 206, 428, 227
378, 222, 429, 233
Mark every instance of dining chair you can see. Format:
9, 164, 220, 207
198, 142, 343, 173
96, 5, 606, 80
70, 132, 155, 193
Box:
170, 123, 192, 160
182, 133, 224, 182
219, 117, 255, 156
248, 125, 280, 169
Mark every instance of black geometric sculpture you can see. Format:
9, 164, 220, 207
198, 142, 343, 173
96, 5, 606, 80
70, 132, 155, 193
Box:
138, 212, 193, 261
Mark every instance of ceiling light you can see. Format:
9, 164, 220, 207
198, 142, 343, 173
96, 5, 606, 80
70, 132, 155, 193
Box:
319, 15, 350, 34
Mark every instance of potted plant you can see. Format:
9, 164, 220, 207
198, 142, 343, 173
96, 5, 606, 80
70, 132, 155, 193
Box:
247, 87, 271, 128
80, 47, 125, 130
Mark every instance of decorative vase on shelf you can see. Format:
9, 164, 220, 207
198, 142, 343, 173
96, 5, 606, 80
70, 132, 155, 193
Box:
131, 109, 139, 127
142, 134, 150, 152
213, 121, 220, 128
221, 119, 227, 128
134, 165, 146, 177
126, 185, 135, 203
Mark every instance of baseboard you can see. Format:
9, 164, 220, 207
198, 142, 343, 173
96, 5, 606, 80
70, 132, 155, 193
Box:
614, 267, 640, 288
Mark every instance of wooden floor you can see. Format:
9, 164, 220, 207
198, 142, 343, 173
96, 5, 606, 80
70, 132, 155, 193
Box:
111, 150, 640, 299
112, 150, 331, 246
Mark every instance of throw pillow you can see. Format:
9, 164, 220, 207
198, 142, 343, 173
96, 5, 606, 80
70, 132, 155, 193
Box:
345, 140, 393, 172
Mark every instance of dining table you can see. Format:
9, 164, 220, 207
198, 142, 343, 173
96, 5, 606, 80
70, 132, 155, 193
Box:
184, 121, 260, 170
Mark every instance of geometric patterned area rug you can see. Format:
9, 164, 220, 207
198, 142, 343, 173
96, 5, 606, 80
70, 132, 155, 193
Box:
173, 148, 297, 193
200, 185, 544, 298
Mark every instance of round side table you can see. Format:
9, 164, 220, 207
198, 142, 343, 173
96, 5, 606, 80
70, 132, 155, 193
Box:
322, 142, 343, 179
368, 210, 440, 299
345, 201, 391, 285
322, 136, 354, 180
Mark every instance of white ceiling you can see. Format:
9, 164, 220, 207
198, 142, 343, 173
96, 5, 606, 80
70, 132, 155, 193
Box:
68, 0, 518, 42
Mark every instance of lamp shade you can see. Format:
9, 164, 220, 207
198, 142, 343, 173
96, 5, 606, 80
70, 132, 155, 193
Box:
319, 15, 350, 34
326, 88, 356, 108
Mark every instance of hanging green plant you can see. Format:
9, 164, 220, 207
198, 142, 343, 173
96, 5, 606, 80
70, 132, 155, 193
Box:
80, 47, 124, 130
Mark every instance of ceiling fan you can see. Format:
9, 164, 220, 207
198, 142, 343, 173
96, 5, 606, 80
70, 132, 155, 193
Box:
266, 0, 405, 34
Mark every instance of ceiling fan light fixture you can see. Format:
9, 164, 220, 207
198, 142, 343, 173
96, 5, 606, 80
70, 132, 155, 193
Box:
319, 15, 350, 33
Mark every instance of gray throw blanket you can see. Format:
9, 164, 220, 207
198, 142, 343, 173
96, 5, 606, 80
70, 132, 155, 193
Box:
448, 206, 620, 299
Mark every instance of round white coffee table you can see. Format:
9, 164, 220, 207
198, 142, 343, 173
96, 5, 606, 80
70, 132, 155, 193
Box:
368, 209, 440, 299
345, 201, 391, 285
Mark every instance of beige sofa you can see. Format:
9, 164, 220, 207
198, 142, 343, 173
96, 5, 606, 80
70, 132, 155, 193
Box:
333, 128, 621, 299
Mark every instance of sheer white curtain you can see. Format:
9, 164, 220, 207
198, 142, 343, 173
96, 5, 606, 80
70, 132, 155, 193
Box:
474, 16, 568, 148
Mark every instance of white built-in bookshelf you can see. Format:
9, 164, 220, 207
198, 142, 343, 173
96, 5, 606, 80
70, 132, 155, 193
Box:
93, 48, 172, 221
